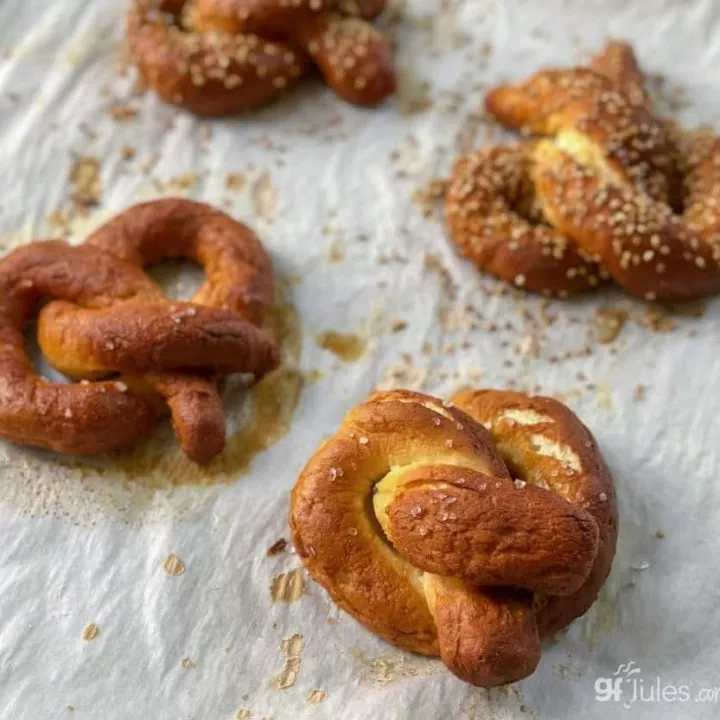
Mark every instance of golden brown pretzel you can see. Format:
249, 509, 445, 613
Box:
468, 41, 720, 300
36, 198, 279, 462
290, 389, 617, 686
128, 0, 394, 114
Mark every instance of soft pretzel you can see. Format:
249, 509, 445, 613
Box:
36, 198, 278, 462
0, 200, 279, 461
453, 41, 720, 301
128, 0, 394, 114
290, 389, 617, 686
494, 47, 720, 301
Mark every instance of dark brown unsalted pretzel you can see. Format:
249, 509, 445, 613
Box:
0, 199, 278, 462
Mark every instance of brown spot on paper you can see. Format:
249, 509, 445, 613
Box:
270, 569, 307, 604
594, 307, 628, 344
164, 554, 185, 576
316, 332, 367, 361
252, 172, 278, 219
181, 657, 196, 669
271, 634, 304, 690
307, 689, 327, 704
237, 711, 252, 720
82, 623, 100, 641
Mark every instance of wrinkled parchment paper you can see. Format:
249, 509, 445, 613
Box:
1, 0, 720, 718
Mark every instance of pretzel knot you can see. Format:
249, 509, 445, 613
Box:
446, 41, 720, 301
0, 198, 279, 462
128, 0, 395, 115
291, 389, 617, 686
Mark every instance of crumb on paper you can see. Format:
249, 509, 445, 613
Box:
656, 530, 665, 539
396, 72, 433, 115
641, 305, 675, 333
270, 569, 307, 604
633, 384, 646, 400
163, 554, 185, 576
252, 172, 278, 220
327, 240, 344, 263
412, 178, 447, 219
267, 538, 287, 556
237, 711, 251, 720
121, 146, 136, 161
168, 172, 198, 193
181, 657, 196, 669
82, 623, 100, 641
307, 689, 327, 705
226, 172, 248, 192
70, 156, 102, 212
596, 385, 613, 410
271, 634, 304, 690
109, 104, 137, 121
391, 320, 407, 333
594, 307, 628, 344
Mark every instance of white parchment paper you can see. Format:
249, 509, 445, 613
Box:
1, 0, 720, 718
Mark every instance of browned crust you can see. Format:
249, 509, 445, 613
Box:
38, 300, 278, 378
128, 1, 309, 116
590, 40, 649, 106
294, 14, 395, 106
534, 139, 720, 301
290, 389, 618, 685
426, 579, 541, 687
84, 198, 274, 326
0, 199, 278, 462
130, 0, 393, 113
384, 465, 599, 597
486, 69, 677, 206
188, 0, 395, 106
451, 389, 618, 635
444, 142, 605, 297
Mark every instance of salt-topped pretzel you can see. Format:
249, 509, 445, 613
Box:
445, 142, 606, 296
186, 0, 396, 106
37, 198, 279, 462
291, 389, 617, 686
128, 0, 310, 115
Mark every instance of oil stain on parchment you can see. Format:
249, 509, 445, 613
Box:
306, 689, 327, 704
350, 647, 444, 688
82, 623, 100, 641
270, 569, 307, 604
316, 331, 367, 361
0, 279, 303, 526
271, 634, 304, 690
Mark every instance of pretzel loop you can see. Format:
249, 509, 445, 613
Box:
291, 389, 617, 686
